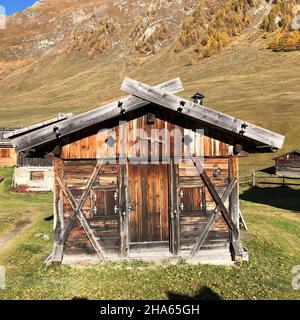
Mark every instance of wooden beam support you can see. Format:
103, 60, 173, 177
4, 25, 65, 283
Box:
12, 79, 183, 153
76, 214, 106, 261
191, 157, 239, 238
229, 156, 243, 261
48, 160, 106, 264
121, 77, 285, 150
119, 162, 130, 257
169, 159, 180, 255
189, 178, 238, 260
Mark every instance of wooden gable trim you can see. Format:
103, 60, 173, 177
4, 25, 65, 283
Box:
11, 79, 183, 153
121, 77, 285, 150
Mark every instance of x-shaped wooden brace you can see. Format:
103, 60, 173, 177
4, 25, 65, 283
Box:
189, 157, 239, 260
50, 160, 106, 263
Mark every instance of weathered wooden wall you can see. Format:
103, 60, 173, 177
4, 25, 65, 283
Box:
17, 153, 53, 167
61, 115, 232, 160
54, 115, 237, 258
0, 147, 17, 167
178, 158, 230, 252
62, 161, 120, 254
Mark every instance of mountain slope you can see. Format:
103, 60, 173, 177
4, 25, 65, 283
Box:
0, 0, 299, 173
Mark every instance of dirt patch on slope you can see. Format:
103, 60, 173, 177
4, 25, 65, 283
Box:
0, 219, 31, 252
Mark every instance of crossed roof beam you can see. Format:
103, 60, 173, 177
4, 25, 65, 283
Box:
7, 77, 285, 154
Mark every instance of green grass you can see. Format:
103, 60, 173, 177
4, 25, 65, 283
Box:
0, 168, 52, 234
0, 169, 299, 300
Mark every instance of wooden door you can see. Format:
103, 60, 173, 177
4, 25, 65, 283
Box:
178, 186, 207, 250
128, 163, 169, 243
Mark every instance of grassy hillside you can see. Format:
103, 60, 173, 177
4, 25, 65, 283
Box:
0, 168, 299, 300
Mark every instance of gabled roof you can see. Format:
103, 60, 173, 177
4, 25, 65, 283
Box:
272, 150, 300, 160
5, 113, 73, 139
8, 79, 184, 153
7, 77, 285, 155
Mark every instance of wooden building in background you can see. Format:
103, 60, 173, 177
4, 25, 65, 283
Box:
13, 154, 54, 192
4, 115, 71, 192
0, 128, 18, 167
7, 78, 285, 265
273, 150, 300, 178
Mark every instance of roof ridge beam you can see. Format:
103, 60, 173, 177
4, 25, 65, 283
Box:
121, 77, 285, 150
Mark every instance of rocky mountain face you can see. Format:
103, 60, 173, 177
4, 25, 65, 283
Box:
0, 0, 265, 78
0, 0, 197, 76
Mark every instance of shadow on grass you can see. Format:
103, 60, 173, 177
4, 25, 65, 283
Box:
167, 286, 222, 300
240, 186, 300, 212
44, 215, 54, 221
259, 166, 276, 175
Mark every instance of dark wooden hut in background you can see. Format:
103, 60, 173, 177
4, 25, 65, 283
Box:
7, 77, 285, 265
273, 150, 300, 178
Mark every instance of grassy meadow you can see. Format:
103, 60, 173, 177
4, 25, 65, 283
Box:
0, 168, 299, 300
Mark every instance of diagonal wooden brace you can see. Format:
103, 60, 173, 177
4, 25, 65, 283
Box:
49, 161, 105, 264
189, 178, 238, 260
191, 157, 239, 238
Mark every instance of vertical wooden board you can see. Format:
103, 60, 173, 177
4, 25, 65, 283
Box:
229, 156, 240, 243
140, 165, 148, 241
161, 165, 169, 240
147, 165, 156, 240
88, 135, 97, 159
128, 164, 138, 242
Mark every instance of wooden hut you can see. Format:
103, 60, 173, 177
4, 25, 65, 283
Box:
273, 150, 300, 178
5, 115, 71, 192
0, 128, 18, 167
7, 78, 285, 265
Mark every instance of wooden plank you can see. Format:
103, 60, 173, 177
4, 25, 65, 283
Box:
169, 158, 180, 254
119, 162, 129, 257
4, 113, 72, 139
189, 178, 238, 260
121, 77, 285, 150
12, 79, 183, 152
229, 157, 240, 242
231, 241, 244, 261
